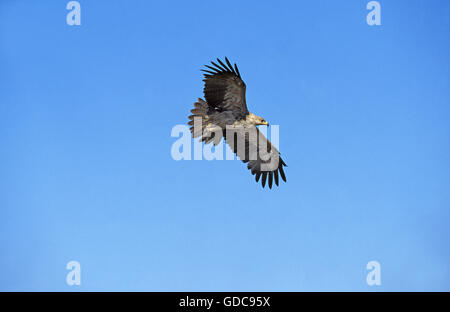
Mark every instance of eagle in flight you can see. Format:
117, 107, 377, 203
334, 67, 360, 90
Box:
188, 57, 287, 188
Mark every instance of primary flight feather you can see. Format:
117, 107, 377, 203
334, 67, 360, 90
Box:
188, 57, 287, 189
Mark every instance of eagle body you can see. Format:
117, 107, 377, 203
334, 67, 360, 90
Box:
188, 57, 287, 188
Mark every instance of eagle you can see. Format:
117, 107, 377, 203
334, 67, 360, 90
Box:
188, 57, 287, 188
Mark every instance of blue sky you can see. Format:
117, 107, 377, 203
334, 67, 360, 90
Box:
0, 0, 449, 291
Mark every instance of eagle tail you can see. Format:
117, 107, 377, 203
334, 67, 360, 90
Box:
188, 99, 220, 145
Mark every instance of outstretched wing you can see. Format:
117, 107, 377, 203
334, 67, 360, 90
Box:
225, 126, 287, 189
202, 57, 248, 119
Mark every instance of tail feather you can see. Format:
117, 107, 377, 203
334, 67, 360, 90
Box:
188, 98, 209, 136
188, 98, 222, 145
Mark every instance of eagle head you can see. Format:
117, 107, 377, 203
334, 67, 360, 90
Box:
246, 113, 269, 126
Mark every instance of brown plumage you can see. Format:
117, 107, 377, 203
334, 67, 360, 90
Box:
188, 57, 287, 189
